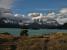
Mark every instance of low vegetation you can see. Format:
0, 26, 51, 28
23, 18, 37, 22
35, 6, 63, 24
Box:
0, 32, 67, 50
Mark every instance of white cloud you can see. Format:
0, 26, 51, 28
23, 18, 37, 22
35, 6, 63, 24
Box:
46, 12, 56, 19
60, 8, 67, 14
56, 8, 67, 25
0, 0, 15, 9
27, 8, 67, 25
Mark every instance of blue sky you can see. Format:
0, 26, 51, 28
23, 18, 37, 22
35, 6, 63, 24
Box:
12, 0, 67, 14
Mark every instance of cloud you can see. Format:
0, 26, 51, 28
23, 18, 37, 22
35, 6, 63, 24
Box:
27, 8, 67, 25
60, 8, 67, 14
0, 0, 15, 9
56, 8, 67, 25
44, 8, 67, 25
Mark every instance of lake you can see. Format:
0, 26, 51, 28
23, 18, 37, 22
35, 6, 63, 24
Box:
0, 28, 67, 36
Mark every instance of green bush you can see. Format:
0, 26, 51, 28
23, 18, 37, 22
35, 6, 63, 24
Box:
20, 29, 28, 36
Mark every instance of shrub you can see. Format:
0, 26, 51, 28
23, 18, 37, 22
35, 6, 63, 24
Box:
20, 29, 28, 36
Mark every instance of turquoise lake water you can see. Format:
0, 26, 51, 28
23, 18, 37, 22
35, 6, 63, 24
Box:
0, 28, 67, 36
